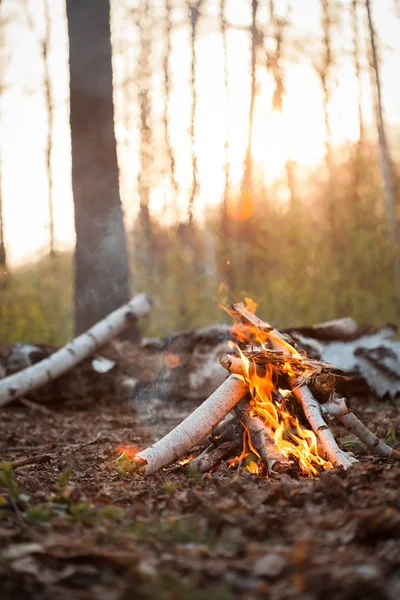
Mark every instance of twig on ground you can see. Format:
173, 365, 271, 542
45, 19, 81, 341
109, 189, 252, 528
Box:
322, 394, 400, 460
11, 454, 55, 470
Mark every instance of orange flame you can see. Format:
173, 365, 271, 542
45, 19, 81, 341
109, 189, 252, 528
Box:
226, 300, 332, 477
178, 454, 194, 465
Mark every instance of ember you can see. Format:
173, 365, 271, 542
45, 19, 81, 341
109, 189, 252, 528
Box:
133, 300, 400, 477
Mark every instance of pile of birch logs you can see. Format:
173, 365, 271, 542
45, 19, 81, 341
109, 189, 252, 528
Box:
133, 303, 400, 476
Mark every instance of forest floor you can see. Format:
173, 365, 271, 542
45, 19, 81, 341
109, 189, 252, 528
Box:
1, 390, 400, 600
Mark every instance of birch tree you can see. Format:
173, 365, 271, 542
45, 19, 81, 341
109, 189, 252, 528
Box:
188, 1, 203, 224
243, 0, 260, 193
163, 0, 178, 208
43, 0, 55, 258
365, 0, 398, 257
137, 0, 154, 265
351, 0, 365, 149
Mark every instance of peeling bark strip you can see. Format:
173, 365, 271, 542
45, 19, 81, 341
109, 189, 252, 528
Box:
134, 376, 248, 474
323, 395, 400, 460
0, 294, 151, 408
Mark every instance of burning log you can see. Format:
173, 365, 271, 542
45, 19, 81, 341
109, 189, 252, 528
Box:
236, 400, 292, 474
133, 375, 248, 474
220, 353, 267, 379
189, 440, 241, 473
289, 384, 355, 469
0, 293, 151, 407
322, 394, 400, 460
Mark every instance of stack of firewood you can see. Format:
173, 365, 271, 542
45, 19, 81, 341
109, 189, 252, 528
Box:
133, 303, 400, 476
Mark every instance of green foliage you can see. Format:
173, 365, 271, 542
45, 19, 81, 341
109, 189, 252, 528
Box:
163, 481, 178, 496
0, 461, 19, 500
0, 144, 399, 345
0, 253, 73, 344
142, 575, 232, 600
25, 503, 57, 524
129, 515, 217, 547
58, 465, 74, 490
384, 427, 398, 448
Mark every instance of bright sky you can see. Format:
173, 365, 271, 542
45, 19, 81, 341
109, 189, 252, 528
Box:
0, 0, 399, 265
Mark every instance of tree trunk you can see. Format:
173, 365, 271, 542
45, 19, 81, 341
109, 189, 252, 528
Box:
66, 0, 138, 338
137, 0, 154, 267
219, 0, 234, 291
351, 0, 364, 149
243, 0, 259, 193
365, 0, 398, 254
43, 0, 55, 258
0, 165, 6, 272
188, 1, 202, 224
164, 0, 178, 207
319, 0, 333, 171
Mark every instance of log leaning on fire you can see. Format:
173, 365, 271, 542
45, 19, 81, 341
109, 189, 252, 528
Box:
236, 401, 292, 474
0, 293, 152, 408
133, 375, 248, 474
322, 394, 400, 460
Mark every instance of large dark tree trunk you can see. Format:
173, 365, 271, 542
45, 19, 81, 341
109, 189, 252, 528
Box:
66, 0, 139, 338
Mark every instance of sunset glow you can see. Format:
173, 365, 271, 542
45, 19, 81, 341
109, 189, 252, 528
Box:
0, 0, 399, 264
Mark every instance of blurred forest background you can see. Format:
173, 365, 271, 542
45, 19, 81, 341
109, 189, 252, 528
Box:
0, 0, 399, 344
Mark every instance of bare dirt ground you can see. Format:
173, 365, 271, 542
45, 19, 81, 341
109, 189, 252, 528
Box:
1, 391, 400, 600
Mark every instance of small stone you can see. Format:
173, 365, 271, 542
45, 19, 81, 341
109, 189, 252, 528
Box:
253, 553, 287, 578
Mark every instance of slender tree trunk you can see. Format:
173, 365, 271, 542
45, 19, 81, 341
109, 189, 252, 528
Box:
243, 0, 259, 193
43, 0, 55, 258
164, 0, 178, 209
220, 0, 229, 213
219, 0, 233, 290
0, 164, 6, 272
66, 0, 138, 338
268, 0, 287, 112
188, 1, 202, 224
365, 0, 398, 250
319, 0, 333, 171
137, 0, 153, 266
351, 0, 364, 149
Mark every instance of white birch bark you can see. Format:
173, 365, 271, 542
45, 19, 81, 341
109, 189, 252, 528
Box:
0, 293, 151, 407
290, 384, 355, 469
322, 394, 400, 460
134, 375, 248, 474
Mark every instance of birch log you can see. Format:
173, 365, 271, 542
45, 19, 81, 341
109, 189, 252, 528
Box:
322, 394, 400, 460
290, 384, 355, 468
237, 407, 292, 474
134, 375, 248, 474
0, 293, 151, 407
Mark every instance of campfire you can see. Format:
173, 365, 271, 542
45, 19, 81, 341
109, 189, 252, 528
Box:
132, 300, 400, 476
